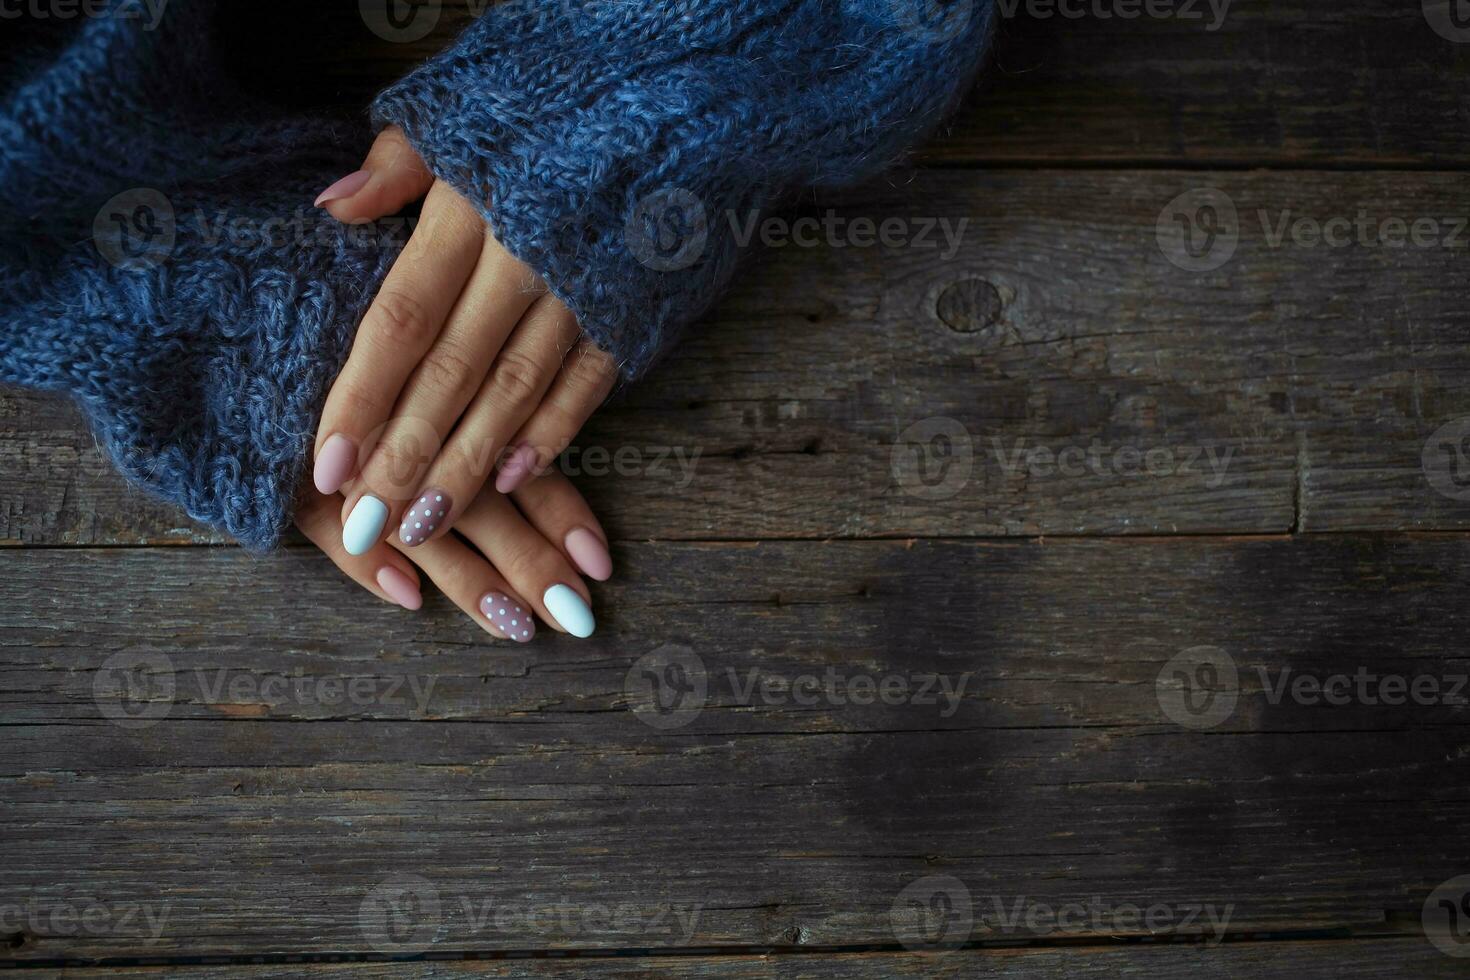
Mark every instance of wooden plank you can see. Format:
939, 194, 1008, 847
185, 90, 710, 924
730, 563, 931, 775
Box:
6, 169, 1470, 545
2, 537, 1468, 959
251, 0, 1470, 167
24, 940, 1466, 979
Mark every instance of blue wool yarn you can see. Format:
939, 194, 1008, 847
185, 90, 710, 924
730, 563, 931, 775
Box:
0, 0, 993, 550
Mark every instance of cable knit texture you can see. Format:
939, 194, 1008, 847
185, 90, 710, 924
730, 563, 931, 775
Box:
0, 0, 993, 549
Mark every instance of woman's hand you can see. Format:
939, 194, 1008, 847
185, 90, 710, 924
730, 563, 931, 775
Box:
296, 469, 607, 640
309, 126, 617, 577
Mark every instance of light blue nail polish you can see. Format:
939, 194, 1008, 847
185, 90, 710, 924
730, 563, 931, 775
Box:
543, 584, 595, 638
342, 495, 388, 556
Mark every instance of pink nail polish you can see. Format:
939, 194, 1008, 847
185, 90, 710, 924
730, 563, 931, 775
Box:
564, 527, 612, 581
314, 434, 357, 495
480, 592, 534, 643
314, 169, 372, 207
376, 566, 422, 611
400, 489, 451, 547
495, 445, 537, 494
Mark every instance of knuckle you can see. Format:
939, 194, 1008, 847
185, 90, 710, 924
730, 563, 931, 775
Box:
417, 343, 483, 403
334, 383, 386, 424
566, 347, 618, 394
486, 350, 547, 409
367, 288, 436, 350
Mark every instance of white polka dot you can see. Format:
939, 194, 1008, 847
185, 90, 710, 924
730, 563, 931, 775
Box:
498, 608, 506, 615
437, 510, 445, 517
415, 522, 422, 528
511, 620, 518, 626
521, 631, 528, 637
435, 495, 443, 502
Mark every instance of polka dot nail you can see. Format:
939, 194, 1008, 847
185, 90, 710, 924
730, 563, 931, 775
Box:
400, 490, 451, 547
480, 592, 535, 643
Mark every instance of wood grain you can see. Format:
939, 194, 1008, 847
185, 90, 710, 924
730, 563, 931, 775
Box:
2, 538, 1467, 959
27, 940, 1466, 979
250, 0, 1470, 167
8, 170, 1470, 545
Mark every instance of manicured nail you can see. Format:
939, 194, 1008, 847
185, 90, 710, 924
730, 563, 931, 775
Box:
564, 527, 613, 581
543, 584, 595, 638
376, 566, 422, 611
480, 591, 534, 643
400, 489, 451, 547
314, 169, 372, 207
495, 445, 537, 494
343, 495, 388, 556
313, 434, 357, 495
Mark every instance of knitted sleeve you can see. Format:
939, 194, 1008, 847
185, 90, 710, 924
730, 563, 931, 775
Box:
372, 0, 994, 380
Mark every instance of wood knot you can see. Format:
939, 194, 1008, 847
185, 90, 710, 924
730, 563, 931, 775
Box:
935, 278, 1003, 334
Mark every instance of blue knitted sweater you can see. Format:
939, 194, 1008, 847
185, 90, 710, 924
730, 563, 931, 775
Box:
0, 0, 992, 549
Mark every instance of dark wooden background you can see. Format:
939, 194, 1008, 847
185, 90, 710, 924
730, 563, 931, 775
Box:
4, 0, 1470, 975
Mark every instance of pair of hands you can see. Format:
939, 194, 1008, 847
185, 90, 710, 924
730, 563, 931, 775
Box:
296, 127, 615, 641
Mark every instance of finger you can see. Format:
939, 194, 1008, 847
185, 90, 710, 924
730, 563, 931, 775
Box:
512, 469, 614, 582
315, 125, 436, 222
398, 293, 579, 549
353, 234, 546, 551
314, 183, 483, 541
496, 340, 618, 495
456, 490, 596, 638
390, 530, 538, 643
295, 489, 424, 610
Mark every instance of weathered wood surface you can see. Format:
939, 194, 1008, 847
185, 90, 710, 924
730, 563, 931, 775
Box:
2, 538, 1468, 959
29, 939, 1467, 979
267, 0, 1470, 167
8, 169, 1470, 546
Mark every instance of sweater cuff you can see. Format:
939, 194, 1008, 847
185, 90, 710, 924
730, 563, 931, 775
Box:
372, 0, 993, 381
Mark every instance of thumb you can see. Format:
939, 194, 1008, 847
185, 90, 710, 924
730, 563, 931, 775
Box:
315, 125, 435, 222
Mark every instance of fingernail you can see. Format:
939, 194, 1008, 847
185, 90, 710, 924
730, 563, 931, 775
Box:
400, 489, 451, 547
480, 591, 534, 643
343, 495, 389, 555
314, 169, 372, 207
543, 584, 595, 638
313, 434, 357, 495
376, 566, 422, 611
495, 445, 537, 494
564, 527, 613, 581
